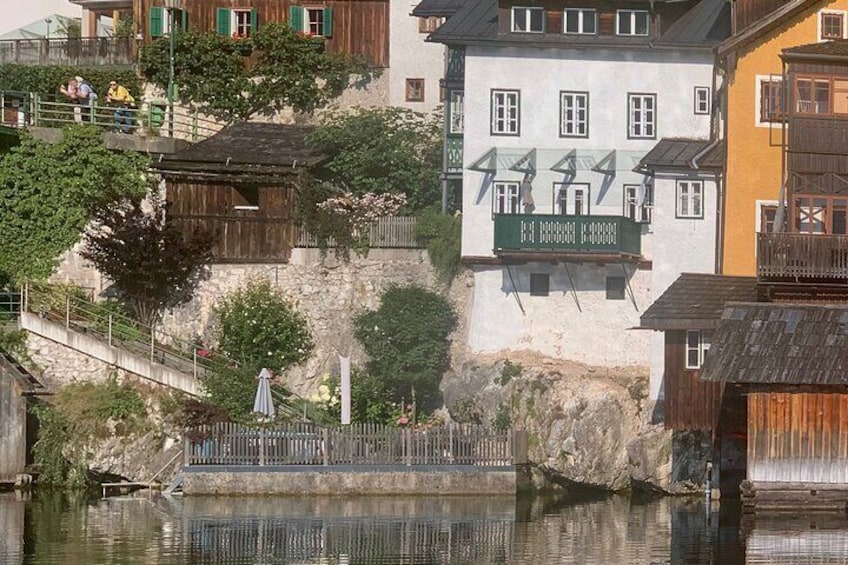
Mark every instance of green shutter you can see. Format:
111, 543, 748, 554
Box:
322, 7, 333, 37
180, 9, 188, 32
250, 8, 258, 33
289, 6, 304, 32
216, 8, 231, 36
149, 6, 164, 37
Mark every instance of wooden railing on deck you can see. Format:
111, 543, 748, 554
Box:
185, 422, 523, 467
294, 216, 422, 249
0, 37, 134, 67
758, 232, 848, 280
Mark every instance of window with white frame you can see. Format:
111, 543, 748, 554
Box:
306, 8, 325, 36
554, 183, 590, 216
820, 11, 846, 40
232, 9, 253, 37
617, 10, 649, 36
449, 90, 464, 134
628, 93, 656, 138
564, 8, 596, 34
685, 330, 711, 369
758, 77, 784, 123
511, 7, 544, 32
491, 90, 520, 135
677, 180, 704, 218
560, 91, 588, 137
625, 183, 652, 223
493, 182, 520, 214
694, 87, 710, 115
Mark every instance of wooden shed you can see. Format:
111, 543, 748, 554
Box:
0, 353, 43, 484
152, 123, 324, 263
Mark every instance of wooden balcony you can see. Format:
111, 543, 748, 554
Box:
493, 214, 642, 257
0, 37, 134, 67
445, 136, 462, 173
758, 232, 848, 281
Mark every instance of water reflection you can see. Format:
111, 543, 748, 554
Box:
5, 489, 848, 563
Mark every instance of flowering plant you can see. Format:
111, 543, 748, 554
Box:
315, 191, 407, 256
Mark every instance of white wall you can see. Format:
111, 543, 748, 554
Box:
0, 0, 81, 36
389, 0, 445, 112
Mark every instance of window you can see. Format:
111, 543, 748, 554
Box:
511, 7, 544, 32
233, 185, 260, 210
449, 90, 464, 134
419, 16, 443, 33
694, 87, 710, 115
759, 78, 784, 123
676, 180, 703, 219
491, 89, 520, 135
406, 78, 425, 102
560, 91, 589, 137
232, 9, 253, 38
149, 7, 187, 37
821, 11, 845, 40
625, 184, 652, 223
493, 182, 520, 214
554, 183, 590, 216
760, 204, 778, 234
793, 196, 848, 234
606, 277, 626, 300
685, 330, 711, 369
530, 274, 550, 296
796, 77, 830, 114
288, 6, 333, 37
564, 9, 596, 34
628, 93, 656, 139
617, 10, 649, 36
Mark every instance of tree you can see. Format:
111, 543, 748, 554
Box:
81, 192, 214, 325
353, 285, 456, 411
140, 23, 373, 122
308, 107, 443, 211
0, 126, 149, 282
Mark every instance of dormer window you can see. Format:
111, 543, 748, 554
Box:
511, 7, 544, 33
564, 9, 596, 34
617, 10, 649, 36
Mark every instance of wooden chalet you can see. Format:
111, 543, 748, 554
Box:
134, 0, 390, 67
152, 122, 324, 263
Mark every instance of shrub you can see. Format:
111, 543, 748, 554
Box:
414, 208, 462, 284
496, 360, 522, 386
318, 369, 402, 425
0, 64, 141, 101
353, 285, 456, 411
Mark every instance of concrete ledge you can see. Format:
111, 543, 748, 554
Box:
182, 465, 517, 496
27, 127, 191, 154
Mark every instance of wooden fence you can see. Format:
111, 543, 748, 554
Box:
185, 422, 523, 467
294, 216, 422, 249
0, 37, 134, 67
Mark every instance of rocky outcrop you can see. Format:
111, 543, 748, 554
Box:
86, 431, 182, 486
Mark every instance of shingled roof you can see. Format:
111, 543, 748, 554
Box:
152, 123, 324, 180
783, 39, 848, 60
411, 0, 465, 18
638, 139, 724, 171
640, 273, 759, 330
700, 303, 848, 385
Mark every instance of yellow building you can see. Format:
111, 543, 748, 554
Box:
720, 0, 848, 275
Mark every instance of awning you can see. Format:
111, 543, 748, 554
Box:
468, 148, 536, 174
469, 148, 646, 175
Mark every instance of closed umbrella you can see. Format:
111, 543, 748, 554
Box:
253, 368, 276, 419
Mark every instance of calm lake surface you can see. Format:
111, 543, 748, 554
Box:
2, 489, 848, 564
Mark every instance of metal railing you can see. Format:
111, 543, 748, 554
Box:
758, 231, 848, 280
0, 37, 134, 67
185, 422, 523, 467
294, 216, 423, 249
494, 214, 643, 255
0, 91, 225, 142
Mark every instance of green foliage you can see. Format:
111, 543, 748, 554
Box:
491, 402, 512, 431
353, 285, 456, 411
0, 126, 150, 282
30, 402, 86, 488
414, 208, 462, 284
0, 64, 141, 100
449, 396, 483, 425
293, 174, 358, 258
308, 107, 442, 211
140, 23, 373, 122
0, 328, 28, 359
81, 191, 214, 325
496, 360, 522, 386
90, 299, 148, 343
318, 370, 402, 425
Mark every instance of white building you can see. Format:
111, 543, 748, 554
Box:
390, 0, 447, 112
421, 0, 728, 396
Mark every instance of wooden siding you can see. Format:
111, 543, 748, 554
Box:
0, 369, 26, 483
662, 330, 724, 431
733, 0, 786, 33
788, 118, 848, 159
748, 392, 848, 484
496, 0, 662, 38
135, 0, 389, 67
167, 180, 295, 263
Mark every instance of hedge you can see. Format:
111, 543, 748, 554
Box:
0, 64, 142, 101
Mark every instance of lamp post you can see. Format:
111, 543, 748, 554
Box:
164, 0, 179, 138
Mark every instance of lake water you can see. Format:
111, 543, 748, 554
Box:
2, 490, 848, 564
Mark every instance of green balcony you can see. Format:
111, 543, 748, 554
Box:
446, 136, 462, 173
493, 214, 642, 256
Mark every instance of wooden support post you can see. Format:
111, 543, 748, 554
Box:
183, 435, 190, 467
107, 314, 113, 347
513, 428, 529, 465
65, 294, 70, 327
322, 428, 329, 466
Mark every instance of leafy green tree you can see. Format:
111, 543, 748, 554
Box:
414, 208, 462, 284
140, 23, 372, 122
308, 107, 442, 210
81, 191, 214, 325
354, 285, 456, 411
0, 126, 149, 282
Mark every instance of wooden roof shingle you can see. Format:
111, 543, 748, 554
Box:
700, 303, 848, 385
638, 138, 724, 171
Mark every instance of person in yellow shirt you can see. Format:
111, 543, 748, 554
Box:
106, 80, 136, 133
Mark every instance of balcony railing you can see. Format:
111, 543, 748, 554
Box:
494, 214, 642, 255
758, 232, 848, 280
0, 37, 134, 67
446, 136, 462, 172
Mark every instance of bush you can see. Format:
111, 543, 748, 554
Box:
353, 285, 456, 411
0, 64, 142, 101
318, 369, 402, 425
414, 208, 462, 284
